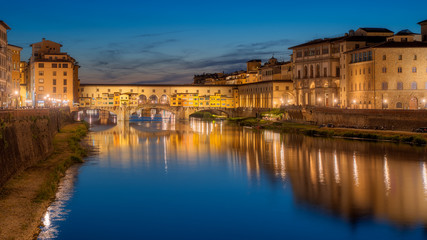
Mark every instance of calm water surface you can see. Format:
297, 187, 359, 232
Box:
39, 119, 427, 239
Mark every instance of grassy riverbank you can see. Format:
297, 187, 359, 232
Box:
0, 122, 89, 240
229, 117, 427, 146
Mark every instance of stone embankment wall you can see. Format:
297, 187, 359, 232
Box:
0, 108, 71, 188
284, 106, 427, 131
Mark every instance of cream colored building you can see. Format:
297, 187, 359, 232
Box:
238, 80, 294, 108
346, 41, 427, 109
29, 38, 79, 107
0, 20, 10, 107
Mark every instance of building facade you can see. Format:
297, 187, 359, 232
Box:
290, 21, 427, 110
7, 44, 22, 107
29, 38, 79, 107
0, 21, 10, 107
346, 41, 427, 109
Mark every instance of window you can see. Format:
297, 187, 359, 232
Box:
275, 86, 279, 91
38, 63, 44, 68
52, 63, 57, 68
63, 71, 67, 76
63, 79, 67, 85
152, 89, 155, 93
382, 82, 388, 90
412, 67, 417, 73
96, 88, 99, 92
108, 89, 110, 92
383, 55, 386, 60
39, 86, 44, 91
163, 89, 166, 93
39, 71, 44, 76
53, 87, 56, 93
397, 82, 403, 90
53, 79, 56, 85
53, 71, 57, 76
382, 67, 387, 73
186, 90, 188, 93
62, 64, 68, 68
142, 89, 144, 92
411, 82, 417, 90
396, 102, 403, 108
324, 68, 327, 77
286, 86, 289, 90
414, 55, 417, 60
38, 78, 44, 83
398, 55, 402, 60
207, 90, 210, 93
398, 67, 402, 73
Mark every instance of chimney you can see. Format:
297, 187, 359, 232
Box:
418, 20, 427, 42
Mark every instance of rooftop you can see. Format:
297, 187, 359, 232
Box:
289, 36, 346, 49
359, 28, 393, 33
0, 20, 11, 30
395, 29, 418, 36
418, 19, 427, 25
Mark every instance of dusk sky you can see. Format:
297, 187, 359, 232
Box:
3, 0, 427, 84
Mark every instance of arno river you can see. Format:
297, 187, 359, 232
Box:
39, 119, 427, 239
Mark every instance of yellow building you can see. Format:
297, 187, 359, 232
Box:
7, 44, 22, 107
30, 38, 79, 107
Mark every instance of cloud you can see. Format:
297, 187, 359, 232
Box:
79, 37, 296, 85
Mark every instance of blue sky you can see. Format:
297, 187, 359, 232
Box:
3, 0, 427, 84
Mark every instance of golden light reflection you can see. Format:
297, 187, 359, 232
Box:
384, 155, 391, 195
333, 151, 340, 184
85, 120, 427, 226
353, 152, 359, 187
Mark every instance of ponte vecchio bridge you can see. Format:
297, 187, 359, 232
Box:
77, 82, 294, 120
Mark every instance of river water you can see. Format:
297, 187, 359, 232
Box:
39, 119, 427, 239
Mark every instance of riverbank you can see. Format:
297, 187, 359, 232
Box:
0, 122, 88, 240
229, 118, 427, 146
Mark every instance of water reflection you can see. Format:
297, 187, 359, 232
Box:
41, 119, 427, 239
86, 119, 427, 227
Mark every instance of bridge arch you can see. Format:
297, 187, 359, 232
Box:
159, 94, 169, 105
148, 94, 159, 104
139, 94, 147, 104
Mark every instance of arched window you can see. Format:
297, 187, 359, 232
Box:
411, 81, 417, 90
310, 65, 314, 78
316, 65, 320, 77
396, 102, 403, 108
304, 66, 308, 78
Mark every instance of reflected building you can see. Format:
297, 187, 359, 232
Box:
86, 120, 427, 227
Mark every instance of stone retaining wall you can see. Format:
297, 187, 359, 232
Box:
284, 106, 427, 131
0, 108, 71, 188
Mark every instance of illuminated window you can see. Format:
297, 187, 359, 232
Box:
39, 86, 44, 91
382, 82, 388, 90
38, 78, 44, 83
